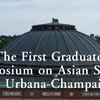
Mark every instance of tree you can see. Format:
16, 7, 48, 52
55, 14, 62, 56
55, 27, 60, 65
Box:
0, 35, 19, 50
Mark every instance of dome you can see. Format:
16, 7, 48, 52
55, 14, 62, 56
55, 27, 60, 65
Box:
1, 18, 100, 66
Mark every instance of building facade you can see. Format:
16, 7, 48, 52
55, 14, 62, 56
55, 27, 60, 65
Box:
0, 18, 100, 99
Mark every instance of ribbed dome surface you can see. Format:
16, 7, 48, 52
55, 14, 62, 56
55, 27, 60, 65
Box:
2, 19, 100, 66
5, 30, 100, 55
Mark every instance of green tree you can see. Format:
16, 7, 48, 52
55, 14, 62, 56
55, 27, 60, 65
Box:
0, 35, 19, 50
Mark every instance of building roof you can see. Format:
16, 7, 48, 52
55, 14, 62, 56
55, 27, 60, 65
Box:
1, 18, 100, 66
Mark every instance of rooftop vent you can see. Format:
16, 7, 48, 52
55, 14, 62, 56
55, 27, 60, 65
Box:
52, 18, 59, 23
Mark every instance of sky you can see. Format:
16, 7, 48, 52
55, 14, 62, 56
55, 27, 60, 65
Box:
0, 0, 100, 36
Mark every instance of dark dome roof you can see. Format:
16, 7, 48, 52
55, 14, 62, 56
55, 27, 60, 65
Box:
2, 18, 100, 66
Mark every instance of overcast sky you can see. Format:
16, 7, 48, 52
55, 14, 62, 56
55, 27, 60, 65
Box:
0, 0, 100, 36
